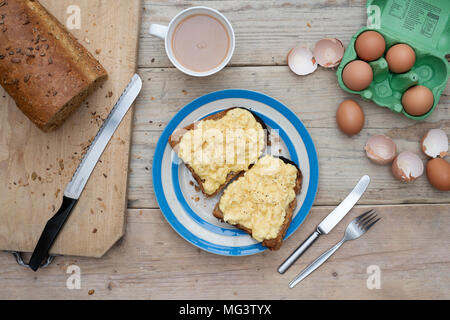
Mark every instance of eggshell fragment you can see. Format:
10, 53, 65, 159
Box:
287, 46, 317, 75
426, 158, 450, 191
365, 134, 397, 165
313, 38, 345, 68
392, 151, 424, 182
421, 129, 448, 158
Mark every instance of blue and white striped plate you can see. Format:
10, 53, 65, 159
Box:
152, 89, 319, 256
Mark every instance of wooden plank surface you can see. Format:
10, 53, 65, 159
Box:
0, 205, 448, 299
139, 0, 368, 68
0, 0, 449, 300
0, 0, 141, 257
126, 67, 449, 209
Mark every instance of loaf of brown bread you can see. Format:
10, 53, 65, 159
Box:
0, 0, 108, 131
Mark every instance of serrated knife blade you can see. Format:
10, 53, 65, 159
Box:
277, 175, 370, 274
64, 73, 142, 199
28, 74, 142, 271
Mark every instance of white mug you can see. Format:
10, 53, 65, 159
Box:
149, 7, 235, 77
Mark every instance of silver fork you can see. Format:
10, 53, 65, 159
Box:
289, 209, 380, 289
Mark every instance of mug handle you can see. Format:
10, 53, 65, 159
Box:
149, 24, 168, 40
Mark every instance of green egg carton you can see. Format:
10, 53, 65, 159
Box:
336, 0, 450, 120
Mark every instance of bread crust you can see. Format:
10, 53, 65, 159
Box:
213, 157, 303, 250
0, 0, 108, 131
168, 107, 268, 197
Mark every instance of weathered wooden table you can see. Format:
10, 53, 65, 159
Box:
0, 0, 448, 299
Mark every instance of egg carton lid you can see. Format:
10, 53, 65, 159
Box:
366, 0, 450, 57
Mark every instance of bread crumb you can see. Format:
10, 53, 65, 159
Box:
95, 48, 101, 54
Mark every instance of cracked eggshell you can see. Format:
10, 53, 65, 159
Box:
287, 46, 318, 75
392, 151, 424, 182
313, 38, 345, 68
365, 134, 397, 165
421, 129, 448, 158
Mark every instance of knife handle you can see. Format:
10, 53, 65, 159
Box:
289, 238, 346, 288
28, 196, 78, 271
277, 230, 320, 274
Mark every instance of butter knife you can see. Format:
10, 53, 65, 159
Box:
28, 74, 142, 271
277, 175, 370, 274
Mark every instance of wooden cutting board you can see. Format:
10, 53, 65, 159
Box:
0, 0, 141, 257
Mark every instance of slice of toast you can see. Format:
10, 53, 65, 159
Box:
213, 156, 303, 250
168, 107, 269, 196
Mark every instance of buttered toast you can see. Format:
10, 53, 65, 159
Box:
168, 108, 268, 196
213, 155, 302, 250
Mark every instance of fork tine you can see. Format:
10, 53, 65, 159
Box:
355, 209, 374, 223
361, 214, 378, 229
363, 217, 381, 232
358, 210, 377, 226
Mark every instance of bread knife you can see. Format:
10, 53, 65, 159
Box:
28, 74, 142, 271
277, 175, 370, 274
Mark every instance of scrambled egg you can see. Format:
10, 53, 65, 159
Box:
219, 155, 298, 242
178, 108, 265, 195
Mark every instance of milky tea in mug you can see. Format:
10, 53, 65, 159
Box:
171, 14, 231, 73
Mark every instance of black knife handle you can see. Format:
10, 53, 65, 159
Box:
277, 230, 321, 274
28, 196, 78, 271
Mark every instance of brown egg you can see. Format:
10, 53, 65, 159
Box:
426, 158, 450, 191
386, 44, 415, 73
355, 31, 386, 62
402, 85, 434, 116
336, 99, 365, 135
342, 60, 373, 91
